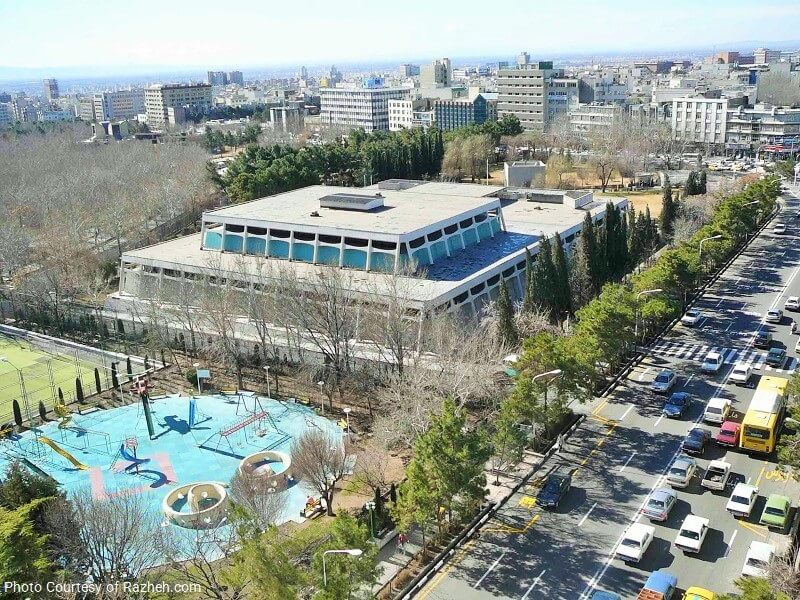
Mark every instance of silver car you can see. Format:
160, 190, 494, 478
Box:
650, 369, 677, 394
766, 309, 783, 323
667, 455, 697, 488
642, 487, 677, 521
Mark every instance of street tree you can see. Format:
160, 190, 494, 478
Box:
291, 430, 353, 516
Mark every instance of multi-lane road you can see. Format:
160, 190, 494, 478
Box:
416, 182, 800, 600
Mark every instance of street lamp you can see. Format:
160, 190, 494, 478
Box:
317, 381, 325, 415
365, 500, 376, 540
193, 362, 202, 394
322, 549, 363, 587
698, 234, 724, 270
634, 289, 663, 345
532, 369, 562, 439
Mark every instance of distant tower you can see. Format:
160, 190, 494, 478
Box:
516, 52, 530, 66
300, 65, 308, 79
43, 78, 59, 102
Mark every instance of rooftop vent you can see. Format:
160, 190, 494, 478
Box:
319, 192, 385, 211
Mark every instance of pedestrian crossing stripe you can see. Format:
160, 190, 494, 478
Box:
648, 341, 798, 374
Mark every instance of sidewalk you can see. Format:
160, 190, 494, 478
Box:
372, 526, 424, 595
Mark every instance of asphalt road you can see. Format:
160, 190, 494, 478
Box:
416, 182, 800, 600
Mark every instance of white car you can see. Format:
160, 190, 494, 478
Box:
742, 541, 775, 577
616, 523, 655, 563
651, 369, 677, 394
773, 222, 787, 234
785, 296, 800, 312
701, 352, 724, 373
766, 308, 784, 323
703, 397, 732, 424
727, 483, 759, 518
667, 456, 697, 488
675, 515, 709, 553
701, 460, 732, 491
681, 309, 704, 326
729, 363, 753, 385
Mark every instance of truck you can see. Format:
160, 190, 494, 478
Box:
701, 460, 732, 491
636, 570, 678, 600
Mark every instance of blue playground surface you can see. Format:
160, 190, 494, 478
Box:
0, 393, 342, 531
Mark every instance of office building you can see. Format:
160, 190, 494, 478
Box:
43, 78, 59, 102
569, 103, 623, 132
207, 71, 228, 86
115, 181, 627, 323
320, 85, 409, 132
300, 66, 308, 79
144, 83, 212, 129
754, 48, 782, 65
547, 78, 580, 121
400, 63, 420, 77
76, 97, 97, 121
93, 89, 145, 121
578, 75, 628, 104
389, 98, 434, 131
37, 108, 73, 122
420, 58, 452, 88
228, 71, 244, 86
11, 98, 35, 123
726, 104, 800, 153
671, 97, 728, 145
434, 93, 497, 131
517, 52, 530, 66
497, 60, 560, 130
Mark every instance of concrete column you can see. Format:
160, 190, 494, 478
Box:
393, 242, 403, 273
288, 230, 295, 261
313, 234, 320, 264
365, 240, 373, 272
221, 225, 227, 253
264, 230, 271, 257
339, 237, 346, 267
497, 206, 508, 231
242, 226, 249, 256
200, 222, 207, 249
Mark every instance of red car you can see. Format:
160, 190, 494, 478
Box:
716, 421, 741, 447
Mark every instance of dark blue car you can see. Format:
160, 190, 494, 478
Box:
536, 467, 573, 509
662, 392, 690, 419
682, 427, 712, 456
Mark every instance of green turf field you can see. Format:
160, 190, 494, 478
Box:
0, 334, 119, 423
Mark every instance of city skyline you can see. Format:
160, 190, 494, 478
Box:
1, 0, 800, 78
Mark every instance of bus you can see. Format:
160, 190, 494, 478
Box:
740, 376, 789, 454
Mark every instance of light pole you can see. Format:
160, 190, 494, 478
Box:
532, 369, 562, 439
343, 406, 351, 435
740, 200, 760, 231
317, 381, 325, 415
634, 289, 663, 346
193, 362, 202, 394
322, 548, 363, 587
365, 500, 376, 540
698, 234, 723, 274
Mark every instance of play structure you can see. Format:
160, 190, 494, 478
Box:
110, 437, 150, 474
239, 450, 292, 491
162, 482, 229, 529
200, 408, 288, 454
36, 436, 89, 470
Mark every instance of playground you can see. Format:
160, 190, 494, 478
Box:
0, 390, 343, 534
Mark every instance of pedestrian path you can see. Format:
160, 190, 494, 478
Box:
648, 340, 797, 374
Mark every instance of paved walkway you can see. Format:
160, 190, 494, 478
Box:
373, 527, 424, 595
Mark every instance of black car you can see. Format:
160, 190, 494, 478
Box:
682, 428, 712, 455
766, 347, 787, 367
662, 392, 690, 419
536, 467, 573, 509
754, 331, 773, 349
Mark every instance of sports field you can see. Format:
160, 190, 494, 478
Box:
0, 334, 137, 424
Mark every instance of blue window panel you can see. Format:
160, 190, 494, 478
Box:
447, 235, 463, 254
316, 246, 340, 265
223, 234, 243, 253
245, 237, 266, 256
370, 252, 395, 272
292, 242, 314, 262
204, 231, 222, 250
342, 249, 367, 269
429, 240, 448, 263
490, 217, 501, 234
477, 222, 492, 241
268, 239, 289, 259
411, 248, 431, 266
398, 251, 411, 268
462, 228, 479, 247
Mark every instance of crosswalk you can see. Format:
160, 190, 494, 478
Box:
648, 340, 798, 374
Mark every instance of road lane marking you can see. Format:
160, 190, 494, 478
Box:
619, 451, 636, 473
473, 550, 507, 588
578, 502, 597, 527
620, 405, 634, 420
637, 367, 651, 382
725, 321, 734, 332
739, 521, 769, 539
755, 464, 767, 486
521, 570, 547, 600
717, 298, 725, 307
654, 414, 665, 428
683, 374, 695, 388
592, 399, 608, 415
725, 530, 737, 557
416, 537, 478, 599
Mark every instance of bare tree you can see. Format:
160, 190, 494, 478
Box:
765, 548, 800, 597
291, 429, 353, 516
228, 471, 288, 532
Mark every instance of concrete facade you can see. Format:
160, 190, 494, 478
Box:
93, 90, 145, 122
497, 61, 559, 131
144, 83, 212, 130
320, 86, 410, 132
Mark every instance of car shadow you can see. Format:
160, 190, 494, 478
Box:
695, 527, 727, 563
637, 537, 675, 571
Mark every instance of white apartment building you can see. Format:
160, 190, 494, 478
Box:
320, 86, 409, 132
671, 97, 728, 145
547, 78, 580, 121
144, 83, 212, 130
388, 98, 434, 131
726, 104, 800, 152
93, 90, 145, 121
569, 103, 622, 132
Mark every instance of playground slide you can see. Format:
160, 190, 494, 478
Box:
119, 445, 150, 469
37, 437, 90, 470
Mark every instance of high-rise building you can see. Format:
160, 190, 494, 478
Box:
144, 83, 212, 129
320, 85, 410, 132
389, 98, 434, 131
207, 71, 228, 86
43, 78, 59, 102
420, 58, 452, 88
497, 60, 560, 131
516, 52, 530, 66
93, 89, 146, 121
227, 71, 244, 86
400, 63, 420, 77
300, 65, 308, 79
76, 97, 97, 122
434, 93, 497, 131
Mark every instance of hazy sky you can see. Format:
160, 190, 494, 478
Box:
2, 0, 800, 71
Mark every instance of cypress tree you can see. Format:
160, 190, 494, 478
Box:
580, 212, 604, 291
660, 177, 676, 237
569, 236, 594, 310
698, 170, 707, 194
551, 235, 572, 316
496, 280, 519, 347
531, 236, 558, 318
522, 248, 536, 313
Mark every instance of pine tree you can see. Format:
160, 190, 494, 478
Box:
580, 212, 604, 291
522, 248, 536, 313
569, 237, 594, 310
660, 177, 676, 237
531, 236, 557, 317
698, 170, 707, 194
551, 235, 572, 316
496, 280, 519, 346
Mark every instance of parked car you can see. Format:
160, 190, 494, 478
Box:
785, 296, 800, 312
701, 352, 724, 374
681, 309, 704, 326
773, 222, 787, 234
642, 488, 678, 521
754, 331, 773, 349
636, 571, 678, 600
766, 347, 787, 367
536, 467, 573, 509
663, 392, 691, 419
682, 428, 712, 455
651, 369, 677, 394
703, 397, 732, 424
766, 309, 784, 324
727, 483, 759, 518
675, 515, 709, 553
729, 363, 753, 386
760, 494, 791, 529
701, 460, 732, 491
616, 523, 655, 563
715, 421, 741, 446
667, 455, 697, 488
742, 541, 775, 577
